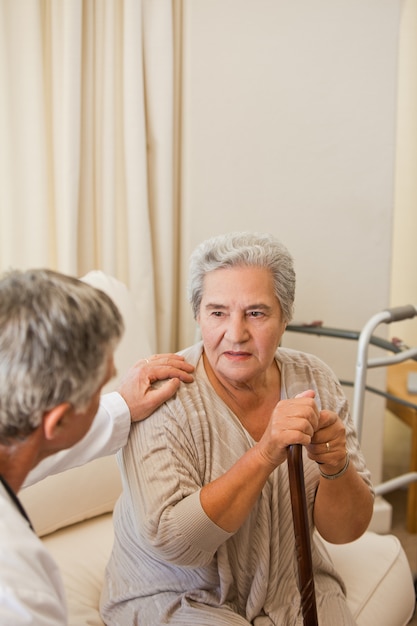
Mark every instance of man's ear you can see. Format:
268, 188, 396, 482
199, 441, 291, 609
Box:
42, 403, 73, 441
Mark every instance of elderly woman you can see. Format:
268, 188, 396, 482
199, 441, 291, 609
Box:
101, 232, 374, 625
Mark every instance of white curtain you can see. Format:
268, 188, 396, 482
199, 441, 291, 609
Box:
0, 0, 179, 352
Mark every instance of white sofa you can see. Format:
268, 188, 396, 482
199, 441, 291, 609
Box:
20, 272, 416, 626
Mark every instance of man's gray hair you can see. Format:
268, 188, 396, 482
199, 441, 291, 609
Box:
0, 269, 124, 442
187, 231, 296, 322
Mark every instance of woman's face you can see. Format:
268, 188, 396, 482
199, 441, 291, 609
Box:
197, 265, 287, 385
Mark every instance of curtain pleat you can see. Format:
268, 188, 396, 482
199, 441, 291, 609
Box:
120, 0, 157, 350
142, 0, 176, 351
47, 0, 83, 271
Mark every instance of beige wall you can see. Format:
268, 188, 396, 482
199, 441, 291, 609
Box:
390, 0, 417, 346
177, 0, 403, 482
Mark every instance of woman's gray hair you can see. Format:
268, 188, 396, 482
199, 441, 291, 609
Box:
188, 231, 296, 322
0, 269, 124, 442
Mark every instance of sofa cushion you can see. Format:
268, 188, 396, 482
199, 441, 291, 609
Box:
20, 456, 122, 537
319, 531, 416, 625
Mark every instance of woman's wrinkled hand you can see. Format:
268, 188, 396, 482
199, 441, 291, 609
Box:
256, 390, 320, 469
306, 409, 347, 474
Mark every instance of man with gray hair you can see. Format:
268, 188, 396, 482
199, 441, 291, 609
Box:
0, 268, 194, 624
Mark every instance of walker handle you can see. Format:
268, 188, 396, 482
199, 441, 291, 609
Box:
383, 305, 417, 323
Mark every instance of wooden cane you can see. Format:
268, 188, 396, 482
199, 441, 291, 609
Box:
287, 444, 319, 626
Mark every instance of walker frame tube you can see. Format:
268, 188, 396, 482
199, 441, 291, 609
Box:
287, 304, 417, 495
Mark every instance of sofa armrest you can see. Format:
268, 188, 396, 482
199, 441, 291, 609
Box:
319, 531, 416, 626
